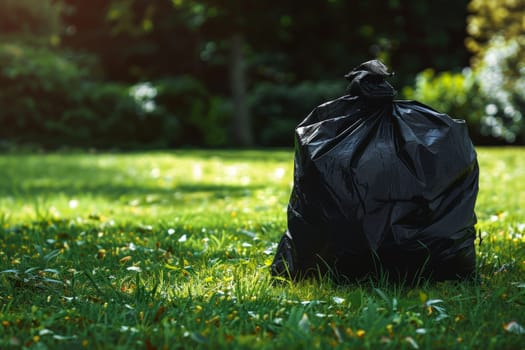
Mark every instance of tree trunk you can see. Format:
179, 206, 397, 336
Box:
230, 33, 254, 147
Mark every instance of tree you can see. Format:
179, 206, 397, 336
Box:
0, 0, 63, 45
59, 0, 472, 147
171, 0, 284, 147
466, 0, 525, 64
466, 0, 525, 143
61, 0, 201, 81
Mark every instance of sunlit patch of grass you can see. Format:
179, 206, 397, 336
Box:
0, 147, 524, 349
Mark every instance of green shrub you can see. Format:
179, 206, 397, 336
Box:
0, 44, 230, 149
0, 43, 173, 148
0, 43, 87, 145
250, 80, 345, 146
474, 36, 525, 144
154, 77, 230, 147
401, 69, 492, 144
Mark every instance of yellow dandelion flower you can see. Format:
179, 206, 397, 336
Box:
386, 324, 393, 336
345, 327, 354, 337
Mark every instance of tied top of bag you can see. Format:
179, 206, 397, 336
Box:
344, 59, 397, 102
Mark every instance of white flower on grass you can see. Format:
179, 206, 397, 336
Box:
120, 326, 139, 333
332, 296, 345, 304
504, 321, 525, 334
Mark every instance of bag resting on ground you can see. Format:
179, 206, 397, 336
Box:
271, 60, 479, 283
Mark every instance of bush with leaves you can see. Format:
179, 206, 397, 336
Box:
401, 67, 525, 145
401, 69, 490, 144
0, 43, 235, 149
0, 44, 152, 148
250, 80, 345, 146
466, 0, 525, 65
465, 0, 525, 143
0, 43, 87, 146
474, 36, 525, 143
154, 77, 230, 147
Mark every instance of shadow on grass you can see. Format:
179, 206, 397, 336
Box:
0, 154, 267, 202
7, 184, 263, 205
0, 180, 262, 202
168, 149, 292, 162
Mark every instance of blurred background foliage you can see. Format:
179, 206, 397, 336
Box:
0, 0, 524, 149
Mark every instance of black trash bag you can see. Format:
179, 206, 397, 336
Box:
271, 60, 479, 283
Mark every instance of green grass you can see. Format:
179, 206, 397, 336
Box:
0, 148, 524, 349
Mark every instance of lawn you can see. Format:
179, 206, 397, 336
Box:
0, 148, 524, 349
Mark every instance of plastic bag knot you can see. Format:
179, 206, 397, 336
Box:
344, 60, 396, 102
